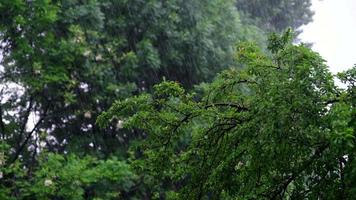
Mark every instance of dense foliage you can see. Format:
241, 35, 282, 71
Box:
99, 33, 355, 199
0, 0, 250, 160
0, 147, 137, 199
2, 0, 353, 199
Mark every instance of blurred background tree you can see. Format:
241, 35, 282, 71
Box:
236, 0, 314, 34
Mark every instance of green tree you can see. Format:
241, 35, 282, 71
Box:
0, 0, 262, 162
236, 0, 314, 34
99, 32, 355, 199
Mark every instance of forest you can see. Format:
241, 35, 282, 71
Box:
0, 0, 355, 199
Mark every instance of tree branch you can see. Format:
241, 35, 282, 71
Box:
17, 96, 34, 144
204, 102, 248, 112
8, 103, 49, 165
268, 143, 329, 199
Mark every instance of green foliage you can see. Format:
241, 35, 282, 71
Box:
0, 0, 342, 199
0, 152, 137, 200
0, 0, 254, 160
100, 33, 355, 199
0, 1, 265, 198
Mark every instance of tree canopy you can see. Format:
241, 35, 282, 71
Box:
1, 0, 353, 199
0, 0, 253, 159
98, 32, 356, 199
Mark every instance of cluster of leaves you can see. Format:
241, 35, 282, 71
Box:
99, 34, 355, 199
0, 143, 137, 200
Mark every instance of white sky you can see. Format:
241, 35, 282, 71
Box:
300, 0, 356, 74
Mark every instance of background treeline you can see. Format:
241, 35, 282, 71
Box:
2, 0, 352, 199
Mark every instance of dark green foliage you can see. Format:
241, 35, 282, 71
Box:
0, 0, 248, 159
236, 0, 314, 34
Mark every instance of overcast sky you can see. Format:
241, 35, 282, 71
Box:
300, 0, 356, 74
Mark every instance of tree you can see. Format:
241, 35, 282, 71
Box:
0, 0, 263, 162
99, 32, 356, 199
236, 0, 314, 34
